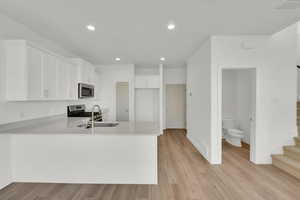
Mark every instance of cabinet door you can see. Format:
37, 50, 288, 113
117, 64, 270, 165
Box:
88, 65, 95, 84
80, 62, 89, 83
69, 63, 78, 99
147, 76, 160, 88
57, 60, 69, 99
135, 76, 148, 88
43, 53, 57, 99
27, 46, 43, 99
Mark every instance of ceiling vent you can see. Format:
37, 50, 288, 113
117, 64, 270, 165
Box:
275, 0, 300, 10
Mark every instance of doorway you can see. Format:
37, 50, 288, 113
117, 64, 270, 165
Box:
220, 68, 256, 162
116, 82, 129, 121
166, 84, 186, 129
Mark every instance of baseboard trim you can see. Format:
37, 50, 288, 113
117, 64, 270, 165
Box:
187, 134, 210, 162
0, 181, 12, 191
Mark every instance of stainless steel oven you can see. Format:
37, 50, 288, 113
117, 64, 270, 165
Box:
78, 83, 94, 99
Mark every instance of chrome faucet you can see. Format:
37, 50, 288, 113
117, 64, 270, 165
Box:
91, 105, 101, 129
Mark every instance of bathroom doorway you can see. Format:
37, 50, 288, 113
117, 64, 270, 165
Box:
221, 68, 256, 162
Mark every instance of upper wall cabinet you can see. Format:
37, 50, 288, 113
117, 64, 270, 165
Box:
135, 75, 160, 89
70, 58, 95, 85
4, 40, 79, 101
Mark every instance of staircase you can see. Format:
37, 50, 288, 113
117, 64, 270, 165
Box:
271, 102, 300, 179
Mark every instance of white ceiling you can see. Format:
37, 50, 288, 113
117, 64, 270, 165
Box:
0, 0, 299, 68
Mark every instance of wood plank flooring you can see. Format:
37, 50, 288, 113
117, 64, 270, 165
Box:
1, 130, 300, 200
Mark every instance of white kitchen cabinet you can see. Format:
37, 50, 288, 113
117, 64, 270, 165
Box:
57, 60, 69, 99
135, 76, 148, 88
43, 53, 57, 99
27, 46, 43, 99
135, 75, 160, 89
71, 58, 95, 85
4, 40, 78, 101
147, 75, 160, 88
69, 64, 79, 100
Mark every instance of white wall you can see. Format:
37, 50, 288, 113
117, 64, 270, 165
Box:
236, 69, 255, 144
186, 39, 212, 162
0, 12, 97, 125
297, 33, 300, 99
96, 65, 135, 121
188, 25, 297, 164
0, 135, 11, 189
164, 67, 186, 84
297, 33, 300, 66
222, 70, 237, 119
212, 26, 297, 164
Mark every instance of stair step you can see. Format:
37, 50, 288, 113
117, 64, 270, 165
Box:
284, 146, 300, 162
295, 137, 300, 147
272, 155, 300, 180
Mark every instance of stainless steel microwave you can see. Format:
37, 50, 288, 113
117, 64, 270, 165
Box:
78, 83, 94, 99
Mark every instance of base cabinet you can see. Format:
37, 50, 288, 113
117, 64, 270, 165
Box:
11, 134, 157, 184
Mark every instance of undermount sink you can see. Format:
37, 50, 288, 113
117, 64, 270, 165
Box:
78, 121, 119, 128
92, 122, 119, 127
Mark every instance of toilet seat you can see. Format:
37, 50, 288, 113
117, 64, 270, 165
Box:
223, 119, 244, 147
228, 129, 243, 137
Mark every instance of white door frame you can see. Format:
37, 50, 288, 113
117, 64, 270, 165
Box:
217, 66, 259, 164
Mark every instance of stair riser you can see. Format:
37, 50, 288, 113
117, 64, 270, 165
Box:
284, 149, 300, 162
273, 159, 300, 180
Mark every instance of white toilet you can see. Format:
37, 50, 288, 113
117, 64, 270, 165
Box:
222, 119, 244, 147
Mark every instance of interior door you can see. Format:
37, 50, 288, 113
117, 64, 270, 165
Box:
166, 84, 186, 128
116, 82, 129, 121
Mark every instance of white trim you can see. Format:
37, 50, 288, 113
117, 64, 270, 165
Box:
187, 134, 210, 162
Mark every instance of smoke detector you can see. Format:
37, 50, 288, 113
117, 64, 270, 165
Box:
275, 0, 300, 10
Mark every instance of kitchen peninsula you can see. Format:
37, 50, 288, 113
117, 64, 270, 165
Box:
0, 115, 159, 185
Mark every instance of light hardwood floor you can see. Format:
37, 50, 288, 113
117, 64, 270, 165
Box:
1, 130, 300, 200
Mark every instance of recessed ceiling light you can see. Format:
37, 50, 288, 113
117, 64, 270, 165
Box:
167, 22, 176, 30
160, 57, 166, 61
115, 57, 121, 61
86, 24, 96, 31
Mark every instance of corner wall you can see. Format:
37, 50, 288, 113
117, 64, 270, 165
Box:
212, 25, 297, 164
186, 39, 212, 162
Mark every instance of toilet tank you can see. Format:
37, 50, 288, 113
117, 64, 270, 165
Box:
222, 119, 236, 129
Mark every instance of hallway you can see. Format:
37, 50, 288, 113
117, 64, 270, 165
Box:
0, 130, 300, 200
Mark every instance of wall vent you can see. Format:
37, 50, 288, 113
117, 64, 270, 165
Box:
275, 0, 300, 10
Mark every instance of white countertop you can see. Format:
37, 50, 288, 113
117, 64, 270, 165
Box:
0, 115, 161, 136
